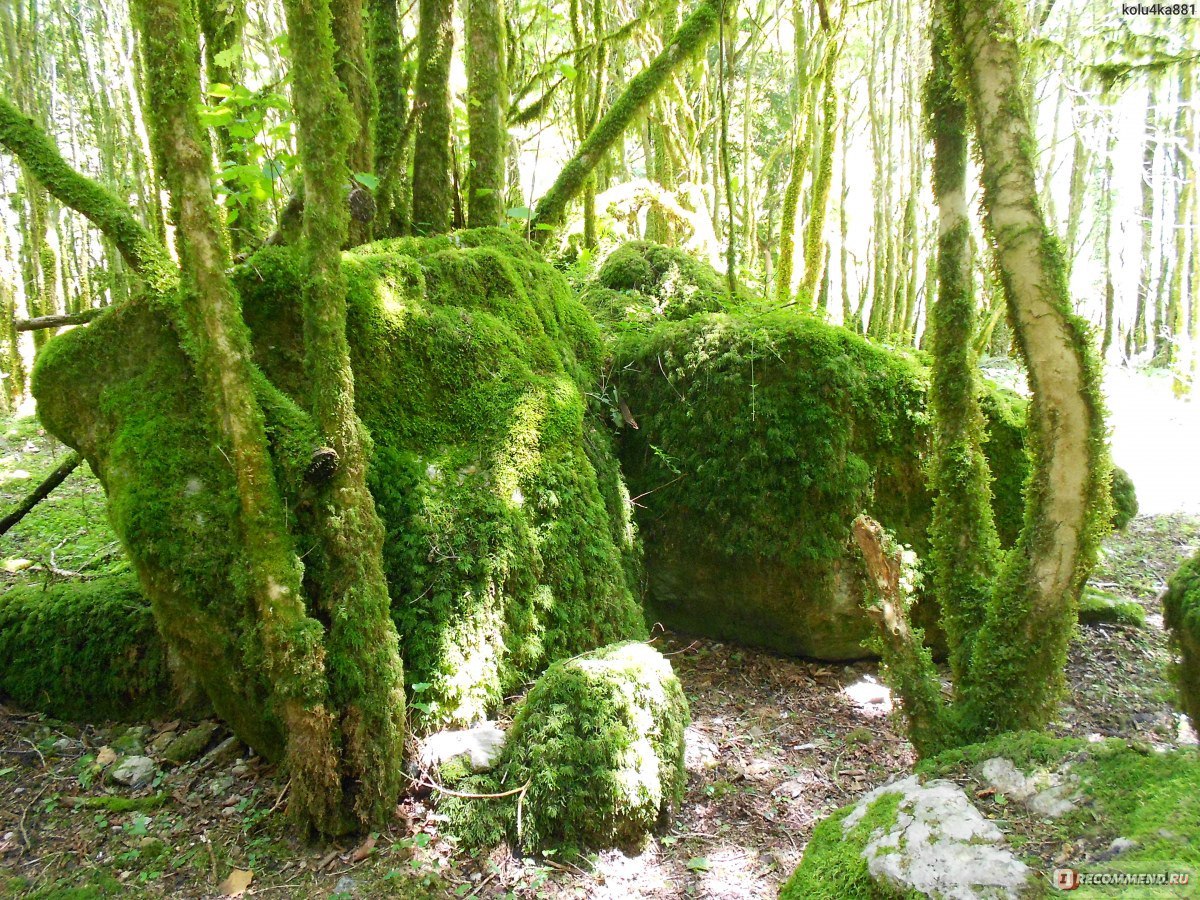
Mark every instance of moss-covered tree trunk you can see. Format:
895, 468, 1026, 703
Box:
945, 0, 1109, 735
129, 0, 347, 832
331, 0, 377, 246
800, 40, 840, 304
368, 0, 412, 234
774, 0, 812, 304
280, 0, 407, 832
411, 0, 455, 234
464, 0, 507, 227
531, 0, 721, 236
924, 20, 999, 690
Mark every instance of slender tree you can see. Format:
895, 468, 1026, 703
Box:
465, 0, 508, 227
411, 0, 455, 234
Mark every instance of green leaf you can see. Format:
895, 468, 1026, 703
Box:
686, 856, 711, 873
208, 83, 234, 98
212, 44, 241, 69
353, 172, 380, 191
506, 205, 534, 220
410, 682, 432, 693
558, 63, 577, 80
197, 105, 236, 127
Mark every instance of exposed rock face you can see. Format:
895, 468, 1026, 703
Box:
850, 777, 1032, 899
420, 724, 507, 773
977, 757, 1080, 820
783, 774, 1031, 900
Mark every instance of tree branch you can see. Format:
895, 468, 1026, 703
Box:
14, 309, 106, 332
531, 0, 722, 236
0, 95, 176, 294
0, 452, 81, 538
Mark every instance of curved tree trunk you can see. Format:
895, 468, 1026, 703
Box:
945, 0, 1109, 734
130, 0, 345, 832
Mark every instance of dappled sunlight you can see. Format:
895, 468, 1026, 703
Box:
841, 674, 893, 717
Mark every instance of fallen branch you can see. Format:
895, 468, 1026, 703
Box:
0, 452, 81, 538
14, 308, 106, 332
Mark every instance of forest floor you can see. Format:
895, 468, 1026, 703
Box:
1, 378, 1198, 899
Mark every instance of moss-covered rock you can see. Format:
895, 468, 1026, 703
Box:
32, 228, 645, 738
0, 575, 183, 721
1078, 586, 1146, 628
1163, 551, 1200, 726
1110, 465, 1138, 531
609, 311, 1025, 660
446, 641, 688, 856
585, 240, 728, 324
788, 732, 1200, 899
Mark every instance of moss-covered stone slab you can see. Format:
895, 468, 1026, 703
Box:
0, 575, 186, 722
445, 641, 689, 856
31, 228, 645, 740
1078, 587, 1146, 628
609, 310, 1027, 660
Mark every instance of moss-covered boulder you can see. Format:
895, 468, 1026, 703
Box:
32, 228, 645, 741
1110, 465, 1139, 531
584, 240, 729, 325
447, 641, 688, 855
609, 311, 1026, 659
0, 575, 184, 721
786, 733, 1200, 899
1163, 551, 1200, 725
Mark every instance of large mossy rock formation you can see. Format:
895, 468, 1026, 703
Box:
448, 641, 688, 855
1164, 552, 1200, 726
31, 228, 645, 745
0, 575, 184, 721
609, 310, 1027, 660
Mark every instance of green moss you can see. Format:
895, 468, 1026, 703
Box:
1078, 586, 1146, 628
589, 241, 728, 323
921, 732, 1200, 883
1163, 551, 1200, 725
70, 793, 172, 812
780, 791, 908, 900
608, 309, 1024, 659
446, 641, 689, 856
0, 575, 179, 721
239, 228, 645, 729
1110, 466, 1139, 531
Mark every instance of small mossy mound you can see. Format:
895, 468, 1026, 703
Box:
1110, 465, 1139, 531
446, 641, 688, 856
32, 228, 644, 743
0, 575, 181, 721
1163, 551, 1200, 726
1078, 586, 1146, 628
609, 310, 1025, 659
586, 240, 728, 324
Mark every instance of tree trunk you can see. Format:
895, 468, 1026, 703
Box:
368, 0, 411, 235
281, 0, 407, 832
332, 0, 377, 246
945, 0, 1109, 735
411, 0, 455, 234
465, 0, 507, 227
130, 0, 346, 833
924, 19, 999, 688
800, 40, 840, 304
